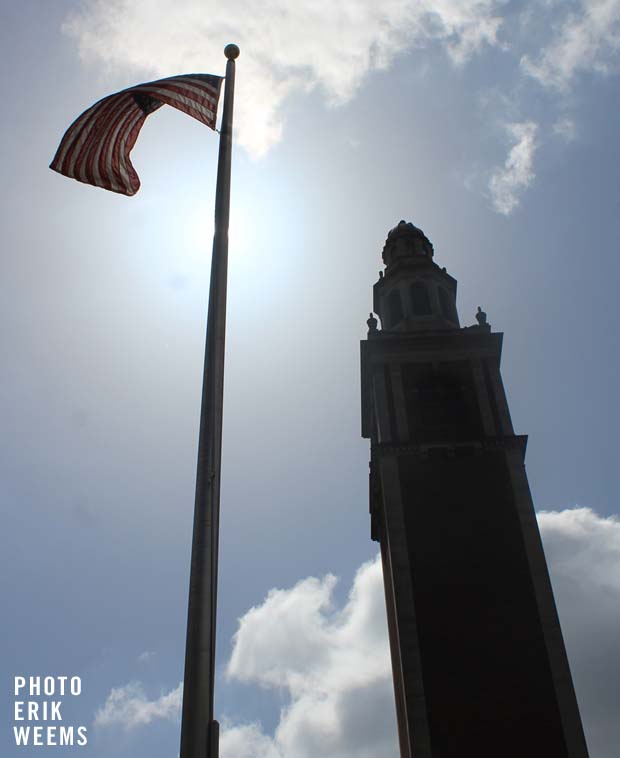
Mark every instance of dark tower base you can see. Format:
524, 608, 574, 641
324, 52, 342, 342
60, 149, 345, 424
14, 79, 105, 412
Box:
361, 222, 588, 758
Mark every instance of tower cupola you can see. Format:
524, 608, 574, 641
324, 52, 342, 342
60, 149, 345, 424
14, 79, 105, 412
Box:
373, 221, 459, 332
382, 220, 434, 265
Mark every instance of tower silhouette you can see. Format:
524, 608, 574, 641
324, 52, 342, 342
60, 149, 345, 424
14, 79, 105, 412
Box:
360, 221, 588, 757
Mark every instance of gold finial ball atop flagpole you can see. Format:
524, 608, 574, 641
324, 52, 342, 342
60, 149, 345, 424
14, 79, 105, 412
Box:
224, 44, 240, 60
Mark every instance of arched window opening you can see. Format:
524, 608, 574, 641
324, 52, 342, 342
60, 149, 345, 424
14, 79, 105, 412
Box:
388, 290, 404, 326
411, 282, 432, 316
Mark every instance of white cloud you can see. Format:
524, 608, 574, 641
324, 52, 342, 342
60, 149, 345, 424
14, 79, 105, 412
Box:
93, 508, 620, 757
62, 0, 505, 156
537, 508, 620, 758
93, 681, 182, 730
220, 721, 283, 758
538, 506, 620, 591
224, 556, 397, 758
137, 650, 155, 663
553, 116, 577, 141
521, 0, 620, 89
489, 120, 538, 214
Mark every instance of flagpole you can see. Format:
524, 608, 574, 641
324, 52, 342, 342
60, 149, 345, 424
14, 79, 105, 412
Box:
180, 43, 239, 758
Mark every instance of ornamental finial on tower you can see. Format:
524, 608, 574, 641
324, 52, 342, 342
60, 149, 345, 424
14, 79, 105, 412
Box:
382, 220, 434, 267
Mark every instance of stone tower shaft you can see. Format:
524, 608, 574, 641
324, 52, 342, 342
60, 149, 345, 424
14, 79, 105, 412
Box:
360, 222, 589, 758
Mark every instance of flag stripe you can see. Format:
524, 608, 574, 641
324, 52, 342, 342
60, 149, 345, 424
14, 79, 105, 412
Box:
65, 94, 129, 180
50, 73, 222, 196
136, 77, 220, 102
76, 97, 132, 184
93, 104, 132, 191
95, 99, 138, 189
55, 97, 111, 175
83, 96, 133, 185
136, 85, 217, 125
114, 110, 146, 193
136, 79, 220, 109
91, 98, 136, 188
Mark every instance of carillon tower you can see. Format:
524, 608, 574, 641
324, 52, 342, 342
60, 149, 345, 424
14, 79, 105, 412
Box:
360, 221, 588, 758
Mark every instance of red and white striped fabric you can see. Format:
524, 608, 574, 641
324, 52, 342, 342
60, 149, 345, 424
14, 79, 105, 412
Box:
50, 73, 222, 196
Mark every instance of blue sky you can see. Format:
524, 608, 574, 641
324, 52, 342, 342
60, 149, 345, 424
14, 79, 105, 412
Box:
2, 1, 620, 756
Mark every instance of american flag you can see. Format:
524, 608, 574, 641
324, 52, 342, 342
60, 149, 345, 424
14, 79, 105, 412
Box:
50, 73, 222, 196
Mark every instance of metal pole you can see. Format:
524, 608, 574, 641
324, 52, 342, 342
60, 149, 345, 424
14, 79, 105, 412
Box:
180, 43, 239, 758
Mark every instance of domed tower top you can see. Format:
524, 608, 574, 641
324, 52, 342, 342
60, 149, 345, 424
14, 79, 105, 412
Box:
372, 220, 459, 332
382, 220, 434, 267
